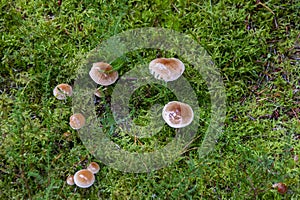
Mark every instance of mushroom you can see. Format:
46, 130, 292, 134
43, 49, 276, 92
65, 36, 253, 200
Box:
273, 182, 288, 194
87, 162, 100, 174
66, 175, 75, 186
149, 58, 185, 82
53, 83, 73, 100
89, 62, 118, 86
69, 113, 85, 130
162, 101, 194, 128
73, 169, 95, 188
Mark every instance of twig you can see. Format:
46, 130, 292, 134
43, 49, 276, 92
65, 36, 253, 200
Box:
257, 2, 275, 15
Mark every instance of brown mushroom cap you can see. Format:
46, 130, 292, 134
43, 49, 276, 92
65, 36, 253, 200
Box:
73, 169, 95, 188
87, 162, 100, 174
69, 113, 85, 130
89, 62, 119, 86
149, 58, 185, 82
53, 83, 73, 100
162, 101, 194, 128
273, 182, 288, 194
66, 175, 75, 186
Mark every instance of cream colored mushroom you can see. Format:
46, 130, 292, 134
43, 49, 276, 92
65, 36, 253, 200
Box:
73, 169, 95, 188
66, 175, 75, 186
53, 83, 73, 100
69, 113, 85, 130
89, 62, 118, 86
149, 58, 185, 82
162, 101, 194, 128
87, 162, 100, 174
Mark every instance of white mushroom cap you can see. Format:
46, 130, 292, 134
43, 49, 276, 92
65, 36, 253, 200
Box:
162, 101, 194, 128
149, 58, 185, 82
69, 113, 85, 130
73, 169, 95, 188
66, 175, 75, 186
87, 162, 100, 174
89, 62, 118, 86
53, 83, 73, 100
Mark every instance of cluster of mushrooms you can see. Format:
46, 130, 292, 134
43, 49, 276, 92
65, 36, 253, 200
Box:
66, 162, 100, 188
53, 57, 194, 188
53, 83, 99, 188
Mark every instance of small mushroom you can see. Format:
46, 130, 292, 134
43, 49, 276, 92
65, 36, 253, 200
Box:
149, 58, 185, 82
66, 175, 75, 185
272, 182, 287, 194
53, 83, 73, 100
73, 169, 95, 188
162, 101, 194, 128
69, 113, 85, 130
87, 162, 100, 174
89, 62, 118, 86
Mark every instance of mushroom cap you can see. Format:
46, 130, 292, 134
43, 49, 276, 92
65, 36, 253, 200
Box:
273, 183, 288, 194
53, 83, 73, 100
89, 62, 119, 86
87, 162, 100, 174
162, 101, 194, 128
69, 113, 85, 130
73, 169, 95, 188
149, 58, 185, 82
66, 175, 75, 186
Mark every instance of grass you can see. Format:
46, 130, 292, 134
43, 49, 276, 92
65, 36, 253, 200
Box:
1, 0, 300, 199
